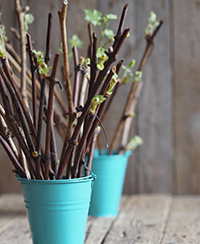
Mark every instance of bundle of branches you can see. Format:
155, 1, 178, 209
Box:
83, 8, 164, 155
0, 1, 163, 180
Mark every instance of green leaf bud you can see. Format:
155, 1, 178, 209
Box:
90, 95, 106, 114
79, 56, 85, 65
125, 135, 143, 151
145, 11, 159, 35
85, 58, 90, 66
128, 59, 136, 68
97, 62, 104, 71
0, 41, 5, 59
134, 71, 142, 82
106, 74, 118, 96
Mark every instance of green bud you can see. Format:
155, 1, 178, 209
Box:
85, 58, 90, 66
145, 11, 159, 35
79, 56, 85, 65
106, 72, 118, 95
91, 95, 106, 106
0, 41, 5, 58
134, 71, 142, 82
32, 50, 44, 66
149, 11, 157, 23
125, 135, 143, 151
97, 62, 104, 71
90, 95, 106, 114
102, 16, 107, 23
128, 59, 136, 68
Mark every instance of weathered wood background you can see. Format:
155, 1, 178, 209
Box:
0, 0, 199, 195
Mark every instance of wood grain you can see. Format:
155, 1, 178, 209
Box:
2, 194, 200, 243
162, 196, 200, 243
173, 0, 200, 194
103, 194, 172, 243
134, 0, 174, 193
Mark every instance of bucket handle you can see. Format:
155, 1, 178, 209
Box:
90, 172, 96, 189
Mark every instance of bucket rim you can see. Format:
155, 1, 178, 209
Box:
16, 173, 96, 184
93, 149, 132, 159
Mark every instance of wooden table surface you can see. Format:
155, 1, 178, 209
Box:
0, 194, 199, 243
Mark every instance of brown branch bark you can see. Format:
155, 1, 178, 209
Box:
0, 133, 26, 178
113, 4, 129, 49
72, 46, 81, 108
56, 28, 130, 179
1, 58, 37, 140
58, 0, 76, 144
108, 19, 164, 154
44, 53, 60, 179
26, 33, 37, 129
119, 80, 143, 154
15, 0, 29, 106
0, 74, 37, 178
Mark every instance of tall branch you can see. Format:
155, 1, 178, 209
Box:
58, 0, 75, 141
15, 0, 29, 106
44, 53, 60, 179
27, 33, 37, 129
108, 19, 164, 154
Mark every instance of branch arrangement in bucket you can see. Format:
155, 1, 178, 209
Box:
0, 1, 163, 180
83, 9, 164, 155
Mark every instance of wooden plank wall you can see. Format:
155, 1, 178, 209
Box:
0, 0, 199, 195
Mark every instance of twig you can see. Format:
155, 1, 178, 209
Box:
108, 19, 164, 154
35, 74, 45, 178
87, 65, 118, 154
85, 127, 100, 176
15, 0, 29, 106
138, 19, 164, 71
6, 47, 67, 115
119, 80, 143, 153
88, 33, 98, 93
1, 57, 37, 140
58, 0, 76, 143
113, 4, 129, 49
96, 60, 124, 151
0, 74, 37, 178
0, 133, 26, 178
0, 68, 35, 154
45, 13, 52, 65
0, 114, 18, 159
44, 53, 60, 179
87, 23, 93, 59
72, 46, 81, 108
27, 33, 37, 129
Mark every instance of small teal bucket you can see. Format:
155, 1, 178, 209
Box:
89, 149, 131, 217
17, 174, 96, 244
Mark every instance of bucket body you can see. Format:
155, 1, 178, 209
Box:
17, 174, 95, 244
89, 149, 131, 217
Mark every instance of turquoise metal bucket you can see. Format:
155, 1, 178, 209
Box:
89, 149, 131, 217
17, 174, 96, 244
